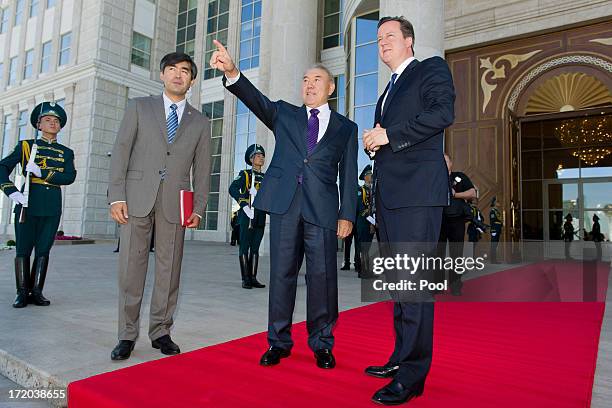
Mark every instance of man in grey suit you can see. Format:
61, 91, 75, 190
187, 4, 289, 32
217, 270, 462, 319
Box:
108, 52, 211, 360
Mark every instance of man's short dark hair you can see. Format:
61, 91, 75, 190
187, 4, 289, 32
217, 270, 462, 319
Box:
160, 52, 198, 80
378, 16, 415, 54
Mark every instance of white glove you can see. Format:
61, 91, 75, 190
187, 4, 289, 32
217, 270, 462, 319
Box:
26, 162, 42, 177
9, 192, 27, 205
249, 185, 258, 199
242, 205, 255, 219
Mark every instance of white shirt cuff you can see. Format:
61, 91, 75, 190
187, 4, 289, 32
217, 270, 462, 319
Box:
111, 201, 126, 205
225, 72, 241, 86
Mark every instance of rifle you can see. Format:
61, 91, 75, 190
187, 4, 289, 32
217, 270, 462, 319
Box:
19, 104, 44, 223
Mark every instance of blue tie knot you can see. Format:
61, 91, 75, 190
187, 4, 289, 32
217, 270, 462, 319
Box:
170, 103, 178, 112
391, 73, 398, 84
310, 108, 319, 117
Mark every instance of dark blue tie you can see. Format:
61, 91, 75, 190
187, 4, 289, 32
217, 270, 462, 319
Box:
388, 73, 398, 94
167, 103, 178, 144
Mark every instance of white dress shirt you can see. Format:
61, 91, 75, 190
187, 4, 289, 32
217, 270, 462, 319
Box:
162, 92, 187, 124
381, 56, 415, 112
306, 103, 331, 142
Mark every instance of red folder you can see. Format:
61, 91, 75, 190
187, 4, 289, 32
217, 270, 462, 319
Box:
180, 190, 194, 227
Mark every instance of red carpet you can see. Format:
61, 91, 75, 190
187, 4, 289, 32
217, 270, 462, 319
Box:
69, 262, 608, 408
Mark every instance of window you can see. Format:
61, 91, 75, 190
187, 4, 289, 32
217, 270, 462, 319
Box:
238, 0, 261, 71
17, 110, 29, 141
200, 100, 224, 230
0, 8, 8, 33
59, 32, 71, 66
131, 32, 152, 69
2, 114, 12, 158
46, 0, 56, 8
0, 63, 3, 87
329, 75, 346, 114
176, 0, 197, 57
8, 57, 18, 85
14, 0, 24, 25
322, 0, 343, 49
40, 41, 52, 73
350, 11, 379, 173
29, 0, 39, 18
203, 0, 230, 79
23, 49, 33, 79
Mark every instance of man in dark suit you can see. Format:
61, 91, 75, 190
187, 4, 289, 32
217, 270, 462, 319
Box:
211, 40, 358, 369
362, 17, 455, 405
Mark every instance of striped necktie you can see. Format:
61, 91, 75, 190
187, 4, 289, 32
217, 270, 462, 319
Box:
167, 103, 178, 144
307, 108, 319, 154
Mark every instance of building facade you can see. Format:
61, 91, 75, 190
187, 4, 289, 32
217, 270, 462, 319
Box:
0, 0, 610, 258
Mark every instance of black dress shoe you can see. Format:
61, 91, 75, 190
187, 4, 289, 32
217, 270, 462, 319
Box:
111, 340, 135, 361
372, 379, 424, 405
365, 362, 400, 378
151, 335, 181, 355
340, 263, 350, 270
314, 349, 336, 369
260, 347, 291, 366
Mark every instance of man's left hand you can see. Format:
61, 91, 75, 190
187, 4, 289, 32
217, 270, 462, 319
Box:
186, 213, 201, 228
337, 219, 353, 239
363, 124, 389, 152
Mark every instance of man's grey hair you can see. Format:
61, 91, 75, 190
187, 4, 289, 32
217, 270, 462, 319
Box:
304, 63, 335, 83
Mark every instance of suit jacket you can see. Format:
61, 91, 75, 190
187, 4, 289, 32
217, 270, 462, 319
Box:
373, 57, 455, 208
108, 95, 211, 224
224, 74, 358, 231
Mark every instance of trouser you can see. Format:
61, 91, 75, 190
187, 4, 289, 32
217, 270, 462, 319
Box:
268, 185, 338, 351
15, 213, 61, 258
376, 188, 442, 388
117, 182, 186, 341
436, 216, 466, 290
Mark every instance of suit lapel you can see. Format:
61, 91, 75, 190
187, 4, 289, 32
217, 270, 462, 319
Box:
152, 95, 169, 146
381, 59, 419, 123
295, 106, 308, 156
311, 111, 342, 156
174, 102, 195, 142
374, 83, 388, 125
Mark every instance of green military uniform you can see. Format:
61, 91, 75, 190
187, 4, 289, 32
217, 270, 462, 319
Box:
489, 197, 502, 263
228, 144, 267, 289
0, 102, 76, 308
355, 165, 374, 278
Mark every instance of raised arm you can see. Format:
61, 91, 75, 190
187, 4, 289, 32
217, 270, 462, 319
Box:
210, 40, 278, 130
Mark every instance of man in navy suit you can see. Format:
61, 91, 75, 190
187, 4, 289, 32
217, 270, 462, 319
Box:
210, 40, 358, 369
362, 17, 455, 405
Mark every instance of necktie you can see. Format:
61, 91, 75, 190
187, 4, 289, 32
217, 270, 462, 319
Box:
167, 103, 178, 144
388, 73, 398, 94
307, 108, 319, 154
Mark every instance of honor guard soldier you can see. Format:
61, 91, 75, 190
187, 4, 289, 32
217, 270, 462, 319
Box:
0, 102, 76, 308
592, 214, 603, 261
356, 165, 375, 278
466, 198, 486, 257
229, 143, 267, 289
563, 213, 575, 260
489, 196, 503, 263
